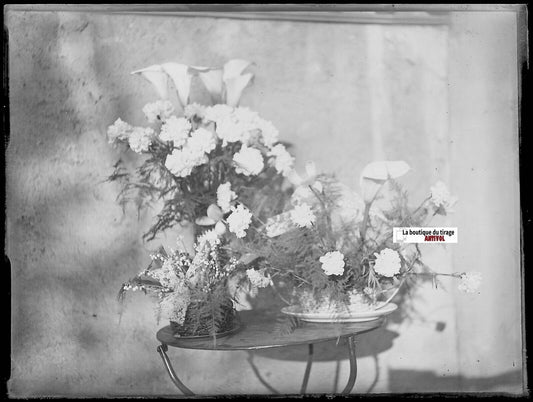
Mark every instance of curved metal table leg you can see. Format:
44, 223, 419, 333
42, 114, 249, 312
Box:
300, 344, 314, 393
157, 344, 195, 395
341, 336, 357, 394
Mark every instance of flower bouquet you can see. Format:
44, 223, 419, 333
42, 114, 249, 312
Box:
235, 160, 481, 323
109, 60, 295, 337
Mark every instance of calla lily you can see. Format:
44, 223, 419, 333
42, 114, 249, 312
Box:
197, 69, 224, 101
131, 65, 169, 100
360, 160, 410, 203
195, 204, 227, 235
222, 59, 254, 107
288, 161, 322, 190
200, 59, 254, 107
161, 63, 194, 107
223, 59, 252, 82
288, 161, 323, 205
361, 160, 410, 181
225, 73, 254, 107
132, 59, 254, 108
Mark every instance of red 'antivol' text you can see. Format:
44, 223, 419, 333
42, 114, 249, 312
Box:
424, 235, 445, 241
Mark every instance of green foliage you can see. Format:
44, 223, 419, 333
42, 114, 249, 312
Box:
171, 281, 236, 337
273, 315, 305, 336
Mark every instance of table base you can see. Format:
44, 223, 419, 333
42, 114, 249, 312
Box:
157, 335, 358, 395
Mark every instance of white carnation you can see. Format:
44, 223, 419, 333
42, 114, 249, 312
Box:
197, 229, 220, 247
215, 114, 250, 145
184, 103, 206, 120
233, 145, 264, 176
246, 269, 272, 288
165, 146, 208, 178
128, 127, 154, 153
159, 116, 191, 146
217, 182, 237, 213
107, 118, 132, 143
458, 272, 482, 293
188, 127, 217, 154
268, 144, 295, 176
233, 107, 260, 128
226, 204, 253, 238
165, 128, 216, 177
290, 203, 316, 228
373, 248, 401, 277
257, 118, 279, 148
142, 100, 175, 123
204, 104, 234, 123
319, 251, 345, 276
430, 181, 458, 210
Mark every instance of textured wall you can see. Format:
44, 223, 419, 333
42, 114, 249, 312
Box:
448, 11, 522, 389
6, 9, 523, 396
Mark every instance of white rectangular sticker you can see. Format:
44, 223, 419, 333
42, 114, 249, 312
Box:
393, 227, 458, 243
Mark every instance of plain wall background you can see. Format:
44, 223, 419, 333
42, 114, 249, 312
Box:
6, 8, 524, 396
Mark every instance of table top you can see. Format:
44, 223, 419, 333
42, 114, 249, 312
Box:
156, 308, 385, 350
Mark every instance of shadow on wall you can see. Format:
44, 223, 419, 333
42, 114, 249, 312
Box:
251, 327, 399, 362
252, 329, 399, 394
388, 368, 524, 394
233, 286, 400, 393
239, 285, 524, 395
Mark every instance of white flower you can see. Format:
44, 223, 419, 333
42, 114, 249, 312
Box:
373, 248, 401, 277
268, 144, 295, 176
233, 107, 260, 128
430, 181, 458, 210
226, 204, 253, 238
197, 229, 220, 247
204, 104, 234, 123
246, 269, 272, 288
164, 150, 193, 177
257, 118, 279, 148
165, 146, 207, 177
217, 182, 237, 213
159, 116, 191, 146
184, 103, 206, 120
290, 203, 316, 228
142, 100, 175, 123
188, 127, 217, 154
458, 272, 482, 293
233, 145, 264, 176
149, 260, 180, 290
215, 114, 250, 145
128, 127, 154, 153
214, 221, 227, 235
107, 118, 132, 143
319, 251, 345, 276
164, 128, 216, 177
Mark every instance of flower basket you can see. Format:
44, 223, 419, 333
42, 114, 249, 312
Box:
170, 295, 237, 338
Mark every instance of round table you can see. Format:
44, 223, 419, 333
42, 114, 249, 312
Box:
156, 309, 385, 395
